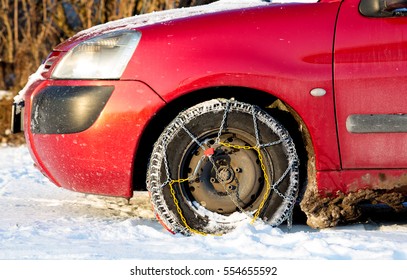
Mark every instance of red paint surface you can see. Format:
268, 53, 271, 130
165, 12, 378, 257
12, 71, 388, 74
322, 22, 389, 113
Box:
22, 0, 407, 199
335, 0, 407, 169
25, 80, 165, 197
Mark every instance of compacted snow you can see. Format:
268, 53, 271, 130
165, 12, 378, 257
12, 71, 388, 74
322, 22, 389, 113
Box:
0, 145, 406, 260
2, 1, 407, 273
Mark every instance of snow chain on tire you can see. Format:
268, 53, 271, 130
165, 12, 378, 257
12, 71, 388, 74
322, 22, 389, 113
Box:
146, 99, 300, 236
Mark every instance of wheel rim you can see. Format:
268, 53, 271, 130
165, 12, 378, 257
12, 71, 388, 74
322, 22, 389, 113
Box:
179, 129, 273, 216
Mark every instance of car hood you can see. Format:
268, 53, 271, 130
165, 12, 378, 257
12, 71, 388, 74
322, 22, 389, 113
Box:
54, 0, 271, 51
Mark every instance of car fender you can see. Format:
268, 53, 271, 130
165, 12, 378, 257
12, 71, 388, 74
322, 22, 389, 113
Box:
124, 1, 342, 171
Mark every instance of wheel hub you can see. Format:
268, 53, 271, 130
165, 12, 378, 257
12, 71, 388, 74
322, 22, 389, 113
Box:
185, 133, 263, 214
217, 166, 234, 184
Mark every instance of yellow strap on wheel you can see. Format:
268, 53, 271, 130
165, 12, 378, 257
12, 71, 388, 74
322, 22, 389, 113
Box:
219, 142, 271, 224
168, 142, 271, 236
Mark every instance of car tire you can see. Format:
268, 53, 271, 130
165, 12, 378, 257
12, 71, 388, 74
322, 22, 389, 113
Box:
147, 99, 299, 235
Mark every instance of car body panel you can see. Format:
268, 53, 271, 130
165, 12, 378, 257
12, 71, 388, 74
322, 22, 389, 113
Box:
319, 169, 407, 195
335, 0, 407, 169
123, 1, 342, 171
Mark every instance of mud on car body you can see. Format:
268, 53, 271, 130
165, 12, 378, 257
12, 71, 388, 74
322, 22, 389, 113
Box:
12, 0, 407, 235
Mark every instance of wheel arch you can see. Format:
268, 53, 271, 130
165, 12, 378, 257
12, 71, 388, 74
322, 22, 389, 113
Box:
132, 86, 314, 202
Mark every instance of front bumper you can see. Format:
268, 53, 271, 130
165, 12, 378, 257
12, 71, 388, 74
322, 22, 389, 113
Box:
21, 79, 165, 197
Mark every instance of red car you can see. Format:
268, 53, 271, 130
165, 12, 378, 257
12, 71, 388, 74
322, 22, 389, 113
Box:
12, 0, 407, 235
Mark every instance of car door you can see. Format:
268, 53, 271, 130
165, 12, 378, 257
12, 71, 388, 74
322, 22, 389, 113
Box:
334, 0, 407, 169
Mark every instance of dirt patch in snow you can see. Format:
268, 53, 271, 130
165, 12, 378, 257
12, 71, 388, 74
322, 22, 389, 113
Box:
300, 188, 406, 229
84, 191, 155, 219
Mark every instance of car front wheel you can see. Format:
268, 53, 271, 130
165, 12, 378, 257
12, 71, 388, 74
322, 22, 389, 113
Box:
147, 99, 299, 235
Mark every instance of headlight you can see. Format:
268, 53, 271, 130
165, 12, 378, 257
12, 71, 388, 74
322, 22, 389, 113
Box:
52, 31, 141, 79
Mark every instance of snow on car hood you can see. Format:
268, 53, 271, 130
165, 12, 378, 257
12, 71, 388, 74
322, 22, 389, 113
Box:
59, 0, 268, 48
14, 0, 317, 103
55, 0, 317, 50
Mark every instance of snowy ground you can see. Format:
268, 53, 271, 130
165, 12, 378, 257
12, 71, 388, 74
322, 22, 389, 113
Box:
0, 145, 406, 261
